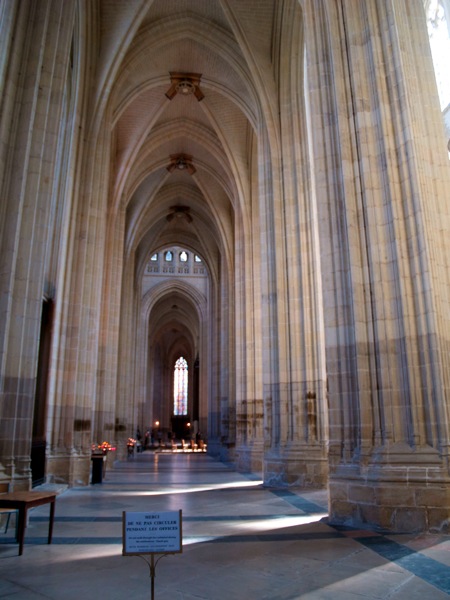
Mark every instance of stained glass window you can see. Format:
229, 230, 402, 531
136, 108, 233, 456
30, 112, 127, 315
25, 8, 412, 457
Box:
174, 357, 188, 415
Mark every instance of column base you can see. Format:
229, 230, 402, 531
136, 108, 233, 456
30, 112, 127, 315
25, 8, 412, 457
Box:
207, 438, 235, 463
46, 450, 91, 486
329, 444, 450, 532
236, 442, 264, 476
264, 443, 328, 488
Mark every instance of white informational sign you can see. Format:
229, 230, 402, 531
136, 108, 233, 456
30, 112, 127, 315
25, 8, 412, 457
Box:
122, 510, 182, 555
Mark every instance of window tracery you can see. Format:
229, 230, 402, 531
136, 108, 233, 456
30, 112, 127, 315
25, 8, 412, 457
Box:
144, 247, 207, 277
174, 357, 188, 416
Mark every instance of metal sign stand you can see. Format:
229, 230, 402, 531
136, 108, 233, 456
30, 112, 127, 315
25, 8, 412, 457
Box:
136, 553, 169, 600
122, 510, 182, 600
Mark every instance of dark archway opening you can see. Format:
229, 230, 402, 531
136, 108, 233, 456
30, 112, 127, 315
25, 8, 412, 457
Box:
32, 298, 53, 486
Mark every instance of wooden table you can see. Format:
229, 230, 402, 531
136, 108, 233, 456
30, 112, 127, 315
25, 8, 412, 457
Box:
0, 491, 56, 555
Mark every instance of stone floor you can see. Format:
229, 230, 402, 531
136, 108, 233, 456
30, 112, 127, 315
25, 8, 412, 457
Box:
1, 452, 450, 599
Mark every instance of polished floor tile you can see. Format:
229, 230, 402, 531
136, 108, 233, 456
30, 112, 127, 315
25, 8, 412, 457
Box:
0, 452, 449, 599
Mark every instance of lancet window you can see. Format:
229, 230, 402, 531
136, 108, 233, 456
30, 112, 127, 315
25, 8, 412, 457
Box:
174, 357, 188, 416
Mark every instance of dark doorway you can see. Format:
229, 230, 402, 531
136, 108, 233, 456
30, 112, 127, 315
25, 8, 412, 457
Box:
171, 415, 191, 440
32, 299, 53, 486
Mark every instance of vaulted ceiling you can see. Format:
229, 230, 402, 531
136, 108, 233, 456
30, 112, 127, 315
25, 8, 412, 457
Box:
92, 0, 283, 365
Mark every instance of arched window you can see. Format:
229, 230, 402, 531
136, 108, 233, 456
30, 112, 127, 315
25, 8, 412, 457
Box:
174, 357, 188, 415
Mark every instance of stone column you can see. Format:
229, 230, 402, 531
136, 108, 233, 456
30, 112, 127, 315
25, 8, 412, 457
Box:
94, 202, 127, 452
306, 0, 450, 531
235, 139, 265, 474
0, 1, 76, 488
254, 0, 329, 488
45, 0, 111, 485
